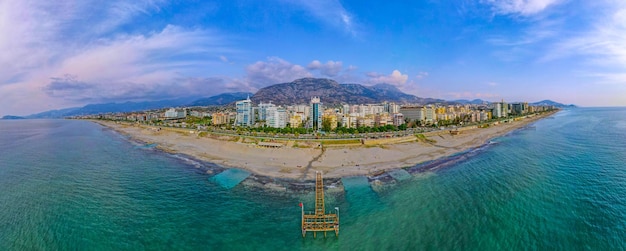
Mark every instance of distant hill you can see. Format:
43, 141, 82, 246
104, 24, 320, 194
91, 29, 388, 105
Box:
24, 97, 197, 119
22, 107, 81, 119
530, 100, 576, 108
19, 92, 255, 119
1, 115, 25, 120
252, 78, 443, 105
16, 79, 574, 119
369, 83, 443, 103
452, 99, 576, 107
189, 92, 253, 106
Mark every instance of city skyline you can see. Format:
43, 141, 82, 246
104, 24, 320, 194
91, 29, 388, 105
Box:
86, 95, 549, 132
1, 0, 625, 117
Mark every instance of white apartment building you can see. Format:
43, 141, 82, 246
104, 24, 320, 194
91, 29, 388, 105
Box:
266, 106, 287, 128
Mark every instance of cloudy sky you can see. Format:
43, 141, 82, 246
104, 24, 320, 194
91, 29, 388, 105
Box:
1, 0, 625, 116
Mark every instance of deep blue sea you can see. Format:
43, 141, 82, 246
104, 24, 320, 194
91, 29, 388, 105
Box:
1, 108, 626, 250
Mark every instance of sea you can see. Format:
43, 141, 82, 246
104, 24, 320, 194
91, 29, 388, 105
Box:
1, 107, 625, 250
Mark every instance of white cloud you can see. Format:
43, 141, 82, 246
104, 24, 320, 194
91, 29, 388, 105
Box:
42, 74, 228, 103
541, 2, 626, 84
245, 57, 312, 88
288, 0, 357, 35
485, 0, 626, 87
46, 25, 228, 100
415, 72, 429, 79
486, 18, 560, 47
366, 70, 409, 86
307, 60, 343, 77
0, 0, 169, 85
482, 2, 564, 63
483, 0, 562, 16
0, 0, 234, 115
81, 1, 166, 38
307, 60, 323, 69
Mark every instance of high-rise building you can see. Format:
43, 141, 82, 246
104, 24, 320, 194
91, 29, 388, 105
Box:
287, 105, 311, 119
375, 113, 391, 126
357, 116, 375, 127
310, 97, 322, 131
164, 108, 178, 118
358, 104, 368, 117
511, 102, 529, 115
492, 100, 508, 118
212, 112, 230, 125
493, 103, 502, 118
425, 105, 436, 123
370, 105, 385, 115
389, 103, 400, 114
258, 102, 275, 122
289, 113, 304, 128
393, 113, 405, 126
399, 106, 425, 122
235, 97, 254, 126
483, 111, 492, 121
267, 106, 287, 128
164, 108, 186, 119
342, 104, 350, 114
511, 103, 523, 115
342, 115, 357, 128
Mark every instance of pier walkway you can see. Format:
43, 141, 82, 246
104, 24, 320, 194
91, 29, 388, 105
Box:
300, 172, 339, 238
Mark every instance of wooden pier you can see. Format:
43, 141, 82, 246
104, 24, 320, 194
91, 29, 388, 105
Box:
300, 172, 339, 238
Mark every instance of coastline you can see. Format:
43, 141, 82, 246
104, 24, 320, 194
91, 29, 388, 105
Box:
92, 110, 557, 182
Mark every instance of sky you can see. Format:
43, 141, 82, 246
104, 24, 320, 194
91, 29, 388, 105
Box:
1, 0, 625, 116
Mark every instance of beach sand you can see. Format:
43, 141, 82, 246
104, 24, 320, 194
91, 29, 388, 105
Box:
93, 111, 555, 180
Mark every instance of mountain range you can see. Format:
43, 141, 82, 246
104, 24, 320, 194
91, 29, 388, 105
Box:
252, 78, 443, 105
2, 78, 574, 119
530, 100, 577, 108
8, 97, 198, 119
453, 99, 576, 108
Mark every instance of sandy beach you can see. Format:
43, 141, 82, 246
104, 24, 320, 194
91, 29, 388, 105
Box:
93, 111, 556, 180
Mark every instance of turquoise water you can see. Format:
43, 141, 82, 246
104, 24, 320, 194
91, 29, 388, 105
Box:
1, 108, 626, 250
387, 169, 412, 181
211, 168, 251, 189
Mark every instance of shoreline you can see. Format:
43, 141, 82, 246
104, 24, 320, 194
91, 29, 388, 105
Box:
92, 110, 557, 183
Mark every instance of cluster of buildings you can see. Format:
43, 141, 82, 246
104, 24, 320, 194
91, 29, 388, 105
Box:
86, 97, 555, 132
229, 96, 322, 129
398, 100, 534, 126
229, 97, 551, 131
96, 108, 210, 122
231, 96, 405, 131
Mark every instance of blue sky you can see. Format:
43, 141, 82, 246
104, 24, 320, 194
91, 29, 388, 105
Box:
1, 0, 625, 116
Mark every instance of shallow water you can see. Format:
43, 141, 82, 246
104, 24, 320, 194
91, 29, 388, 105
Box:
212, 168, 251, 189
1, 108, 626, 250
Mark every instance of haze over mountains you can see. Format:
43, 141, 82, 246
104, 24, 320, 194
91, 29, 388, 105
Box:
3, 78, 573, 119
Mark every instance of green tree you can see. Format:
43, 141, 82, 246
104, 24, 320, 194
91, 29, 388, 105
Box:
322, 118, 332, 132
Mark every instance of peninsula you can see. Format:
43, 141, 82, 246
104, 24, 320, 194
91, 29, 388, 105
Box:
75, 78, 565, 181
94, 110, 555, 180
